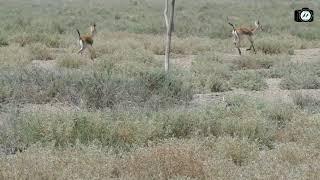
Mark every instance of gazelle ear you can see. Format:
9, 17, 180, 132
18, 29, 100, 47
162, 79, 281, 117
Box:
254, 20, 260, 28
257, 20, 264, 31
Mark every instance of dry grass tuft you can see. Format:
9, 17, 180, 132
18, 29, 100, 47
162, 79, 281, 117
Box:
57, 54, 88, 69
28, 43, 54, 61
122, 142, 205, 179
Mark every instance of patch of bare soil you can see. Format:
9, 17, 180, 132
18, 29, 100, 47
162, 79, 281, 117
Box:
291, 48, 320, 63
154, 55, 195, 70
31, 59, 57, 70
191, 89, 320, 107
19, 103, 80, 114
50, 48, 68, 54
217, 52, 239, 63
172, 55, 195, 69
266, 78, 281, 90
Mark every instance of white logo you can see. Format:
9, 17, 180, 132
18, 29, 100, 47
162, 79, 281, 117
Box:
300, 10, 312, 21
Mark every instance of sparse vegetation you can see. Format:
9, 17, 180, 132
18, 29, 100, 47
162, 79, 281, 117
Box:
57, 54, 87, 69
280, 64, 320, 90
0, 67, 191, 109
263, 103, 295, 128
231, 71, 267, 91
192, 52, 231, 92
1, 0, 320, 179
28, 43, 53, 60
0, 36, 9, 47
255, 35, 298, 55
233, 54, 290, 70
291, 92, 320, 113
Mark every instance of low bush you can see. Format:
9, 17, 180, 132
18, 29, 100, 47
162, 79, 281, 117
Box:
13, 33, 62, 48
0, 36, 9, 47
57, 54, 87, 69
291, 92, 320, 113
255, 35, 302, 55
263, 103, 295, 128
192, 53, 231, 92
206, 75, 231, 92
231, 71, 267, 91
0, 98, 277, 150
233, 54, 289, 70
0, 67, 192, 110
214, 136, 259, 166
28, 43, 53, 60
280, 64, 320, 90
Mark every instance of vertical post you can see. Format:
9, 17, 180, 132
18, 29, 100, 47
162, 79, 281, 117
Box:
164, 0, 175, 72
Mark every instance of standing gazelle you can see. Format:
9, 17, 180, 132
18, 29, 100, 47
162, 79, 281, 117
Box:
76, 23, 97, 60
228, 20, 262, 55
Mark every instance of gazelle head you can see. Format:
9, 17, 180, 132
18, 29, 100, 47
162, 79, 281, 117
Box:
254, 20, 263, 31
90, 23, 97, 37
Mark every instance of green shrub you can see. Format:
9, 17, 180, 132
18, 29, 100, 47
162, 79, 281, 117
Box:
233, 54, 289, 70
231, 71, 267, 91
1, 100, 277, 150
0, 67, 192, 110
214, 136, 259, 166
196, 100, 276, 148
0, 36, 9, 47
40, 34, 62, 48
267, 61, 292, 78
291, 92, 320, 113
192, 53, 231, 92
280, 64, 320, 90
137, 71, 193, 108
10, 113, 148, 149
0, 84, 11, 103
281, 74, 320, 90
263, 103, 295, 128
13, 33, 62, 48
96, 46, 159, 76
206, 75, 231, 92
255, 35, 298, 55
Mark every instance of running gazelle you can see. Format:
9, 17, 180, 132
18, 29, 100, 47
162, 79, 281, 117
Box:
228, 20, 262, 55
76, 23, 97, 60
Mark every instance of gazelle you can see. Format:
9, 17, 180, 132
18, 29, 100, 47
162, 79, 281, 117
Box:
228, 20, 262, 55
76, 23, 97, 60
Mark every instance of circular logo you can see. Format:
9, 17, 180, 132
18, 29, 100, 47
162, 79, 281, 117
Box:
300, 10, 312, 21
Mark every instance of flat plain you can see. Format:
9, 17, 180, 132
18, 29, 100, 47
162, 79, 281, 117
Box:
1, 0, 320, 179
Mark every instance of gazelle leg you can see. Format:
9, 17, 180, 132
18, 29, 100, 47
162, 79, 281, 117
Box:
252, 43, 256, 54
78, 40, 85, 55
233, 35, 241, 55
87, 45, 96, 61
247, 36, 256, 53
77, 48, 85, 55
237, 47, 242, 55
235, 40, 241, 55
234, 42, 241, 55
246, 36, 252, 51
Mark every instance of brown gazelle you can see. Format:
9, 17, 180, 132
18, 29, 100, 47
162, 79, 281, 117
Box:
76, 23, 97, 60
228, 20, 262, 55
